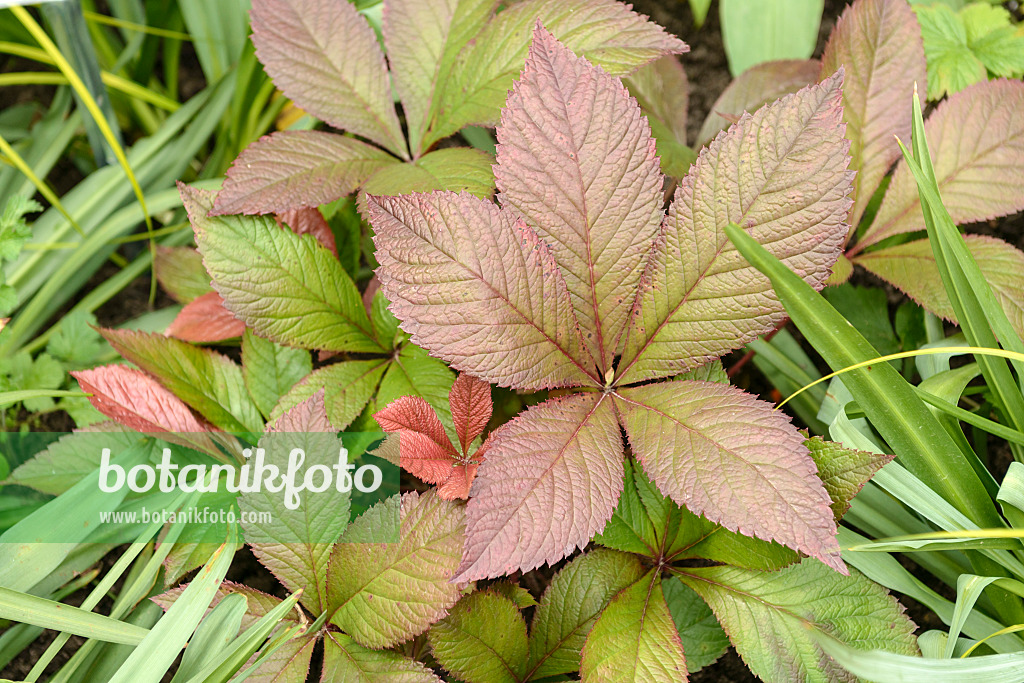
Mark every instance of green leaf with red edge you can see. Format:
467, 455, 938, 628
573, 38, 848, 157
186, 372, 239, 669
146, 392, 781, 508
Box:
495, 26, 665, 373
327, 490, 464, 648
820, 0, 925, 228
614, 380, 843, 572
525, 549, 646, 681
357, 148, 496, 217
165, 291, 245, 343
424, 0, 687, 148
855, 235, 1024, 340
697, 59, 820, 147
859, 79, 1024, 249
322, 632, 441, 683
428, 590, 528, 683
270, 359, 387, 430
619, 73, 854, 385
368, 190, 597, 391
455, 392, 623, 581
154, 246, 211, 304
249, 0, 407, 158
676, 560, 918, 683
241, 329, 313, 421
184, 184, 382, 354
99, 327, 263, 434
240, 391, 350, 615
212, 131, 396, 216
382, 0, 497, 157
580, 571, 688, 683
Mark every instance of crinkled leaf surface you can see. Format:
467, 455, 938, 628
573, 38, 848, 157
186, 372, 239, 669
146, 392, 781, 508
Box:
425, 0, 686, 147
270, 359, 387, 430
855, 235, 1024, 340
820, 0, 925, 227
615, 381, 843, 572
322, 632, 441, 683
250, 0, 407, 157
100, 327, 263, 434
620, 73, 853, 384
277, 207, 338, 257
212, 131, 395, 215
663, 576, 729, 674
914, 3, 986, 100
677, 560, 918, 683
358, 148, 496, 217
184, 184, 381, 353
495, 26, 665, 372
860, 79, 1024, 248
154, 246, 211, 304
595, 456, 659, 557
580, 571, 688, 682
375, 344, 456, 439
448, 373, 491, 454
525, 549, 646, 681
455, 392, 623, 581
805, 435, 892, 522
241, 392, 349, 615
241, 329, 313, 420
327, 491, 464, 648
428, 590, 528, 683
165, 291, 245, 343
368, 191, 595, 390
697, 59, 820, 147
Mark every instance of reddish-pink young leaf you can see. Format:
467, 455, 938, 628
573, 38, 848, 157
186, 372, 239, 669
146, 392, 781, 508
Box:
449, 373, 492, 455
495, 25, 664, 373
619, 73, 854, 385
368, 191, 597, 390
820, 0, 925, 229
72, 365, 217, 454
165, 291, 246, 343
614, 381, 844, 573
859, 79, 1024, 250
455, 392, 624, 581
212, 130, 396, 216
249, 0, 407, 158
697, 59, 820, 147
276, 207, 338, 257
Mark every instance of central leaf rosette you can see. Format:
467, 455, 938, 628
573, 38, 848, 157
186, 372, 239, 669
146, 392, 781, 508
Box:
367, 24, 854, 580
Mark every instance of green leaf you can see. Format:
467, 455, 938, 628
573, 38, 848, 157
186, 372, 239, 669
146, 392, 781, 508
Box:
359, 148, 495, 214
5, 426, 137, 495
327, 491, 464, 648
0, 586, 150, 645
376, 344, 456, 440
170, 593, 246, 682
823, 285, 901, 356
805, 435, 892, 522
370, 290, 401, 350
961, 4, 1024, 78
100, 328, 263, 434
46, 311, 108, 370
596, 458, 659, 556
914, 3, 986, 99
241, 330, 312, 419
623, 56, 695, 177
580, 571, 687, 682
0, 196, 38, 262
322, 632, 441, 682
183, 184, 382, 354
689, 0, 712, 26
0, 351, 66, 412
720, 0, 823, 76
524, 549, 645, 681
429, 590, 528, 683
677, 559, 918, 683
270, 359, 388, 431
154, 246, 213, 304
662, 576, 728, 674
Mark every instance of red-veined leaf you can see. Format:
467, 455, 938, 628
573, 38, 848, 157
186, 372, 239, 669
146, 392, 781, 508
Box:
449, 373, 492, 455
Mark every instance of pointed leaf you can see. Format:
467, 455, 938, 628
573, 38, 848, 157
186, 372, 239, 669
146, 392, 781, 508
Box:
100, 327, 264, 434
623, 55, 689, 149
327, 491, 464, 648
241, 330, 313, 420
154, 246, 212, 304
425, 0, 687, 147
580, 571, 688, 682
270, 359, 387, 430
662, 577, 729, 674
820, 0, 925, 227
241, 392, 349, 614
277, 206, 337, 256
358, 147, 496, 216
5, 426, 137, 495
861, 79, 1024, 248
246, 636, 316, 683
614, 380, 843, 572
677, 560, 918, 683
495, 26, 665, 372
212, 131, 395, 215
428, 590, 528, 683
249, 0, 407, 157
855, 235, 1024, 340
805, 435, 892, 522
596, 457, 659, 556
368, 191, 596, 390
449, 373, 492, 454
165, 291, 246, 343
620, 74, 853, 384
322, 632, 442, 683
376, 344, 456, 438
374, 395, 464, 489
455, 392, 623, 581
697, 59, 820, 147
184, 184, 381, 353
526, 548, 646, 681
